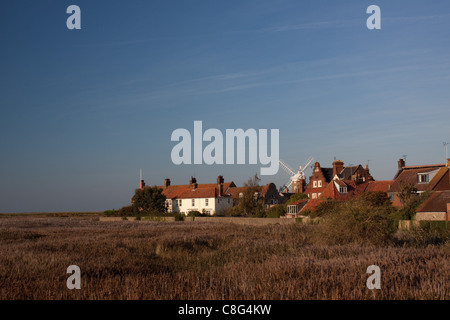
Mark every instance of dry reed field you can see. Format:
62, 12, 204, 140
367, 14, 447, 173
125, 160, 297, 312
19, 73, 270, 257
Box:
0, 215, 448, 300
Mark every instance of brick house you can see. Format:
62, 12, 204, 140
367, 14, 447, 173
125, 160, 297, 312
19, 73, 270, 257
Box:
387, 158, 450, 207
415, 191, 450, 221
301, 160, 375, 213
305, 160, 374, 200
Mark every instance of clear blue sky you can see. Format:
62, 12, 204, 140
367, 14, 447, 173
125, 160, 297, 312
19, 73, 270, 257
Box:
1, 0, 450, 212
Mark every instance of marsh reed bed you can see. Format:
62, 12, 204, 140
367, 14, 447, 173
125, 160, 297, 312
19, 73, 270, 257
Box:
0, 216, 448, 299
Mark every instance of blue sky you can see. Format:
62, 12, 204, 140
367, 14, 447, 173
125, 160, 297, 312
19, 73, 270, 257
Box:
1, 0, 450, 212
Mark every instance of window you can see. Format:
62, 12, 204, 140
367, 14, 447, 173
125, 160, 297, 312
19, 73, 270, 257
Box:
312, 193, 317, 199
192, 199, 195, 206
318, 180, 322, 187
228, 199, 230, 204
318, 192, 322, 198
339, 186, 347, 194
313, 181, 317, 188
389, 193, 395, 201
205, 199, 209, 206
417, 173, 429, 183
178, 200, 182, 206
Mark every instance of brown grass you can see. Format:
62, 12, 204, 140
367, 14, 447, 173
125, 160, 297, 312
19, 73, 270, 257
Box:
0, 216, 448, 300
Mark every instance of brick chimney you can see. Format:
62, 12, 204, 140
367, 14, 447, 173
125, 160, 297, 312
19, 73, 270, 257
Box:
447, 158, 450, 168
190, 176, 198, 189
217, 175, 224, 196
164, 178, 171, 188
299, 178, 305, 193
332, 160, 344, 177
447, 203, 450, 221
139, 180, 145, 189
398, 158, 405, 170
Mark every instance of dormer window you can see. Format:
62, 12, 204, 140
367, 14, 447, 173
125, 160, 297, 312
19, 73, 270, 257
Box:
417, 173, 429, 183
339, 186, 347, 194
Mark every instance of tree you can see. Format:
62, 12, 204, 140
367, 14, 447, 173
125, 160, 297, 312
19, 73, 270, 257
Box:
285, 192, 308, 205
398, 183, 418, 206
228, 186, 265, 217
132, 186, 167, 215
245, 172, 261, 187
396, 184, 431, 220
359, 191, 391, 207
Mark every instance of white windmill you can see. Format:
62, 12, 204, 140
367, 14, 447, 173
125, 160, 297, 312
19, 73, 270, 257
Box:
279, 157, 314, 192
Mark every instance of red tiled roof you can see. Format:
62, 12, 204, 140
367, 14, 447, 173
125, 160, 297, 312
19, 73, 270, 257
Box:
301, 180, 367, 212
287, 199, 308, 206
365, 180, 394, 193
177, 187, 217, 199
158, 181, 234, 199
416, 191, 450, 213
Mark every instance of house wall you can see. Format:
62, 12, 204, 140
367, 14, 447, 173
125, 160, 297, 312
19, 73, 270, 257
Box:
415, 212, 447, 221
264, 183, 283, 205
214, 197, 233, 214
306, 164, 327, 199
169, 197, 229, 215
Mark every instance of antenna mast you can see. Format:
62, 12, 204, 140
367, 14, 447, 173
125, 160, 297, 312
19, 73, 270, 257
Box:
444, 142, 449, 160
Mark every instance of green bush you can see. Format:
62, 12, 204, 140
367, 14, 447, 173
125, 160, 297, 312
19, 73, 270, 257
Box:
187, 210, 208, 217
419, 220, 449, 230
315, 198, 395, 246
118, 205, 134, 216
309, 200, 338, 218
103, 209, 120, 216
266, 204, 286, 218
285, 193, 308, 205
397, 222, 450, 247
174, 213, 184, 221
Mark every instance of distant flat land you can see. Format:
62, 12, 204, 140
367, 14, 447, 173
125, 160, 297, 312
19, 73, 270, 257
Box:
0, 215, 448, 299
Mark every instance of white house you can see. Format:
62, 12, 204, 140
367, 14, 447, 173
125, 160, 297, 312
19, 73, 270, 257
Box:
156, 176, 235, 215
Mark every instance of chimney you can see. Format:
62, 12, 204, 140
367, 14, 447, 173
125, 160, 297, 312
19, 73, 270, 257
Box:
299, 178, 305, 193
332, 160, 344, 177
164, 178, 171, 188
217, 175, 224, 196
447, 203, 450, 221
398, 158, 405, 170
139, 180, 145, 189
190, 176, 197, 189
447, 158, 450, 168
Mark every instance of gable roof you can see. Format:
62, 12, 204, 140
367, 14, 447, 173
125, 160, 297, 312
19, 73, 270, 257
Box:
158, 181, 235, 199
364, 180, 394, 193
300, 180, 367, 213
287, 199, 309, 206
321, 167, 335, 182
416, 191, 450, 213
337, 166, 359, 180
388, 165, 448, 192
